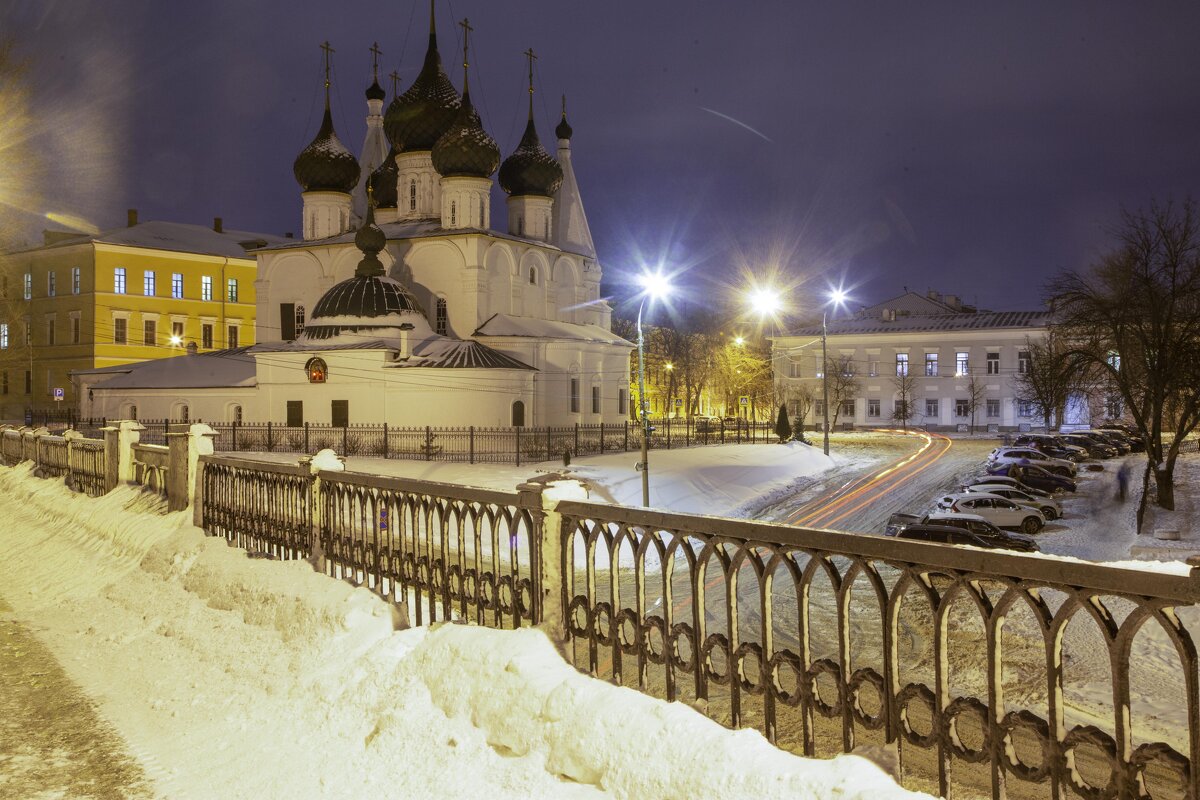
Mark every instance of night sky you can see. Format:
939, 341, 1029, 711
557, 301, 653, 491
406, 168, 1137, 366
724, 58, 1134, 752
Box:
6, 0, 1200, 314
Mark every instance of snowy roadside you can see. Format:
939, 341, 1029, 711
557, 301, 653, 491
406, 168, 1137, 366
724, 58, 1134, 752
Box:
0, 463, 929, 800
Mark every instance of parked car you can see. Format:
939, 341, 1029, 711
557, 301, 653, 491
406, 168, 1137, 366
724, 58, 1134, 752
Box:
986, 462, 1077, 493
963, 475, 1056, 499
884, 512, 1040, 551
988, 447, 1077, 477
1013, 434, 1089, 462
1081, 429, 1131, 455
1098, 425, 1145, 452
1062, 433, 1118, 459
965, 483, 1062, 520
934, 493, 1045, 533
693, 416, 721, 434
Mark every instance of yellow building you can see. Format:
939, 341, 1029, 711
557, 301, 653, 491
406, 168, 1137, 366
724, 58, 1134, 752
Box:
0, 211, 285, 421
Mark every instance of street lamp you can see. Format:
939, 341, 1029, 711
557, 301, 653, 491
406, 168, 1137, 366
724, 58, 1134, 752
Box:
636, 271, 672, 506
748, 285, 847, 456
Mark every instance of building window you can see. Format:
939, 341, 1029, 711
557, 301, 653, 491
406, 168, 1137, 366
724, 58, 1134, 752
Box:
450, 201, 456, 226
517, 216, 524, 236
295, 304, 306, 336
47, 271, 56, 297
924, 352, 938, 376
201, 276, 213, 301
305, 357, 327, 383
227, 325, 239, 348
956, 352, 969, 375
925, 398, 939, 417
331, 399, 349, 428
227, 278, 238, 303
618, 388, 628, 415
114, 267, 126, 294
23, 273, 31, 300
144, 319, 156, 346
25, 370, 31, 394
409, 180, 416, 211
201, 323, 213, 349
529, 266, 536, 285
1106, 394, 1123, 418
180, 405, 189, 423
171, 273, 184, 299
280, 303, 296, 340
232, 405, 243, 424
814, 399, 825, 417
1017, 400, 1034, 418
867, 398, 880, 417
144, 271, 155, 296
0, 323, 7, 349
45, 316, 55, 346
592, 385, 601, 414
894, 400, 907, 419
1, 371, 6, 394
511, 400, 525, 427
895, 353, 908, 377
868, 359, 879, 377
23, 317, 30, 345
841, 399, 855, 417
986, 398, 1000, 418
72, 267, 80, 294
570, 378, 579, 413
435, 297, 448, 335
955, 398, 970, 417
1018, 350, 1031, 374
71, 315, 80, 344
479, 198, 485, 225
986, 352, 1000, 375
286, 401, 303, 427
113, 317, 127, 344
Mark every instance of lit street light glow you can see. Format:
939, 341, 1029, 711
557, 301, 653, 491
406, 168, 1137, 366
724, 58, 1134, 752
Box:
635, 270, 673, 507
169, 335, 183, 346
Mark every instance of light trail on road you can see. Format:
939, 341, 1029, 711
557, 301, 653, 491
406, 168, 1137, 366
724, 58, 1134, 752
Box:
785, 429, 953, 530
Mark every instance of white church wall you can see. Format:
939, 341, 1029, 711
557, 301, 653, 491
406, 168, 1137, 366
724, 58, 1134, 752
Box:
400, 240, 468, 337
518, 250, 549, 318
257, 250, 327, 341
87, 387, 258, 423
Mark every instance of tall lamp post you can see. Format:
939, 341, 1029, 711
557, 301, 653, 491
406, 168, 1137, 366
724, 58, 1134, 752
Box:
635, 272, 672, 507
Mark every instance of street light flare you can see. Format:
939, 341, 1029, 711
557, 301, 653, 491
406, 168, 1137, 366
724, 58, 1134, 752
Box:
748, 286, 782, 316
637, 270, 673, 300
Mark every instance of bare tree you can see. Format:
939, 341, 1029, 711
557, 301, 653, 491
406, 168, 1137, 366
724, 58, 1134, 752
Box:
891, 371, 916, 430
825, 354, 860, 426
965, 374, 985, 433
1010, 334, 1097, 431
1047, 199, 1200, 513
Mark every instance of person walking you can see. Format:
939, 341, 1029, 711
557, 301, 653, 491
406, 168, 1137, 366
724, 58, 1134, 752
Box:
1117, 460, 1131, 502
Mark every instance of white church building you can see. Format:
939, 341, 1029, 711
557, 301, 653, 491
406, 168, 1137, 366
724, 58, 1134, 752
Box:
77, 8, 633, 428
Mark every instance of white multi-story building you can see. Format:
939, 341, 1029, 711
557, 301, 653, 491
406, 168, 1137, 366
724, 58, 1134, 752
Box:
771, 291, 1054, 431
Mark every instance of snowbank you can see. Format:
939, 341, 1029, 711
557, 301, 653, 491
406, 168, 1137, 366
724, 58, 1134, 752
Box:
0, 461, 928, 799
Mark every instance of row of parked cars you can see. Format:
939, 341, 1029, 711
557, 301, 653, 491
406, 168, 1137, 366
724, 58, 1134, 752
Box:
884, 424, 1143, 553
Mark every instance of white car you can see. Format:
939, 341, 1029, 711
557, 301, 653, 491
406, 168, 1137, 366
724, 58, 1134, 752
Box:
988, 447, 1077, 477
966, 484, 1062, 521
935, 492, 1045, 534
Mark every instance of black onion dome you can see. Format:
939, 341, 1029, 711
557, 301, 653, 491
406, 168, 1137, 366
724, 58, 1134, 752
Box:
499, 118, 563, 197
293, 107, 361, 193
383, 33, 461, 152
365, 77, 386, 101
305, 276, 426, 340
431, 90, 500, 178
369, 148, 399, 208
555, 113, 573, 141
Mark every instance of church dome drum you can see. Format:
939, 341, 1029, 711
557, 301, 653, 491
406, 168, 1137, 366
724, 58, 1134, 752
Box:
499, 119, 563, 197
293, 108, 361, 193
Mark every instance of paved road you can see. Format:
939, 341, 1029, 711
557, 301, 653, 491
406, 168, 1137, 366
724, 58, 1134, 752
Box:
0, 598, 154, 800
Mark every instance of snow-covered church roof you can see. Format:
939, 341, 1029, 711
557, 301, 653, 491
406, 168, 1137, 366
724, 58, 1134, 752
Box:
474, 313, 633, 347
75, 347, 257, 389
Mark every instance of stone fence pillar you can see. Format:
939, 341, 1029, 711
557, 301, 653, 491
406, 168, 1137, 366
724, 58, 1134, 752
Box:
102, 420, 144, 492
517, 475, 589, 641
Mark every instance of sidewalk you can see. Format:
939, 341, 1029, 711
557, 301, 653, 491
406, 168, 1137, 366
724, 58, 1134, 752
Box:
0, 598, 154, 799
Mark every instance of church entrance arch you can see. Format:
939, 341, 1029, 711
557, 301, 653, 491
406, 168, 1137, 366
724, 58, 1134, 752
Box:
511, 400, 525, 427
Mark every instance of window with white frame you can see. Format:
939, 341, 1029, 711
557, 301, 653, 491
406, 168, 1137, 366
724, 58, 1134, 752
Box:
1106, 394, 1123, 418
201, 323, 214, 349
171, 273, 184, 298
227, 278, 238, 303
113, 317, 127, 344
72, 267, 80, 294
868, 359, 879, 377
23, 273, 31, 300
47, 271, 56, 297
955, 398, 970, 417
867, 398, 880, 417
70, 314, 80, 344
144, 271, 155, 296
227, 325, 239, 348
986, 398, 1000, 417
986, 352, 1000, 375
435, 297, 448, 335
143, 319, 156, 346
1017, 400, 1034, 417
895, 353, 908, 377
841, 399, 855, 417
45, 315, 55, 346
1018, 350, 1031, 374
570, 378, 579, 413
956, 351, 969, 375
592, 385, 601, 414
925, 398, 939, 417
0, 323, 7, 349
618, 388, 628, 415
295, 304, 306, 336
924, 352, 938, 376
201, 276, 213, 301
113, 267, 126, 294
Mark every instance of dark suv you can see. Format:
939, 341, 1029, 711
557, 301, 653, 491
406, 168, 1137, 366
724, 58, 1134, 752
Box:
885, 513, 1039, 551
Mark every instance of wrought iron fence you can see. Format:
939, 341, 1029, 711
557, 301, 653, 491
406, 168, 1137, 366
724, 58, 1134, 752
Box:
68, 438, 106, 497
37, 436, 69, 478
201, 456, 313, 560
554, 499, 1200, 799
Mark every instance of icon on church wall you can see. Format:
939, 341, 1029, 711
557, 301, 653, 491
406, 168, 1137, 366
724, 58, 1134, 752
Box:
305, 357, 328, 383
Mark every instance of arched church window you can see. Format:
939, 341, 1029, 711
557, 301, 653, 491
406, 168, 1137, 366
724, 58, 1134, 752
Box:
434, 298, 448, 336
450, 201, 456, 226
232, 404, 243, 424
409, 180, 417, 211
529, 267, 537, 285
305, 357, 328, 383
179, 404, 189, 423
511, 400, 525, 427
295, 304, 306, 336
479, 198, 485, 226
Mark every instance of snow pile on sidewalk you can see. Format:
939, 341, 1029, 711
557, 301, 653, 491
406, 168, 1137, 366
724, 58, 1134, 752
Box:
0, 463, 928, 800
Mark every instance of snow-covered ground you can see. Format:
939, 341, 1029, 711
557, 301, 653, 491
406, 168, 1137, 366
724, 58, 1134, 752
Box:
0, 462, 928, 800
